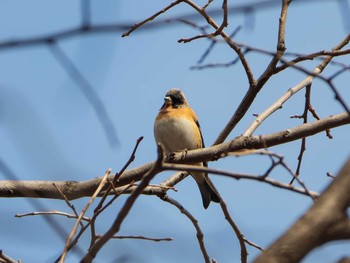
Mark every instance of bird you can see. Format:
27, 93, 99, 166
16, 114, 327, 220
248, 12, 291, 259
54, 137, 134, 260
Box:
154, 88, 220, 209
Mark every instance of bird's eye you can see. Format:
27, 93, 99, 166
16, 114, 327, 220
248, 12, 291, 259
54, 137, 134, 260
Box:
169, 92, 184, 105
170, 95, 183, 105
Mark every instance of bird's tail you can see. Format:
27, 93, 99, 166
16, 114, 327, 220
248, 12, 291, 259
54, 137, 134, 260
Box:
191, 171, 220, 209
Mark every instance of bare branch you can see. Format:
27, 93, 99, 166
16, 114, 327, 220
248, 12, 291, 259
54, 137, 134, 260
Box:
253, 157, 350, 263
177, 0, 228, 43
103, 235, 173, 242
243, 238, 264, 252
0, 251, 17, 263
15, 210, 90, 222
0, 113, 348, 200
243, 39, 350, 137
82, 145, 164, 262
161, 195, 211, 263
112, 136, 144, 185
218, 199, 248, 263
162, 163, 318, 199
194, 25, 242, 65
60, 169, 110, 262
307, 105, 333, 139
181, 0, 254, 85
122, 0, 183, 37
213, 0, 291, 144
53, 182, 83, 227
275, 48, 350, 73
2, 1, 349, 262
192, 45, 350, 72
170, 112, 350, 166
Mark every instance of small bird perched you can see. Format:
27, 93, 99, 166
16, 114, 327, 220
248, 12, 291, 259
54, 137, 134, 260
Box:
154, 89, 220, 209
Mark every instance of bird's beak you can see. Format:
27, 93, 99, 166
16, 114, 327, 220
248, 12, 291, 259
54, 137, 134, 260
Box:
163, 96, 172, 105
159, 96, 172, 110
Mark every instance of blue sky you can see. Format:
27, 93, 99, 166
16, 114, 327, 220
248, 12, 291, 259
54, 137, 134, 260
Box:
0, 1, 349, 262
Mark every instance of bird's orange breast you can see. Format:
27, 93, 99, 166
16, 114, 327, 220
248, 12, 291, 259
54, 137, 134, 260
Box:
154, 106, 202, 153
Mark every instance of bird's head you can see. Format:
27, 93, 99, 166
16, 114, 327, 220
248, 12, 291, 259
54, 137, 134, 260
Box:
162, 89, 187, 109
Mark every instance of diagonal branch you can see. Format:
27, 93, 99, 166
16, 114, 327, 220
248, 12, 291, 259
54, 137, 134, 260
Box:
60, 170, 110, 262
81, 145, 164, 262
0, 250, 17, 263
253, 157, 350, 263
161, 195, 212, 263
213, 0, 291, 144
48, 42, 118, 146
181, 0, 254, 85
122, 0, 183, 37
217, 196, 248, 263
242, 33, 350, 137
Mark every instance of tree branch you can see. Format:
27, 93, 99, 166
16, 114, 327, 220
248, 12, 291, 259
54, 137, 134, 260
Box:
242, 34, 350, 136
170, 112, 350, 165
161, 163, 318, 198
0, 112, 348, 200
0, 250, 18, 263
81, 146, 164, 262
253, 157, 350, 263
102, 235, 173, 242
60, 170, 110, 262
161, 195, 212, 263
212, 0, 292, 144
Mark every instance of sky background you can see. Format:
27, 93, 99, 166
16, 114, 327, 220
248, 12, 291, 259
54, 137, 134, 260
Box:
0, 0, 349, 262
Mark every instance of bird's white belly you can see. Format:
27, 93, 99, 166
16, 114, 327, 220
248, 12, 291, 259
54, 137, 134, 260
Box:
154, 117, 199, 154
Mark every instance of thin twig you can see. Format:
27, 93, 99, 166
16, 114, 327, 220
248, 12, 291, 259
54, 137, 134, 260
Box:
96, 136, 143, 211
283, 57, 350, 115
274, 48, 350, 73
192, 47, 249, 70
181, 0, 254, 85
327, 172, 336, 179
53, 182, 84, 227
82, 145, 164, 262
195, 25, 242, 65
54, 181, 136, 263
86, 137, 144, 248
213, 0, 291, 144
113, 136, 144, 185
290, 85, 311, 184
219, 198, 248, 263
60, 169, 110, 262
162, 163, 319, 199
307, 104, 333, 139
243, 237, 265, 252
256, 150, 316, 200
122, 0, 183, 37
161, 195, 211, 263
15, 210, 90, 222
106, 235, 173, 242
202, 0, 214, 10
84, 136, 145, 248
177, 0, 227, 43
192, 40, 350, 71
242, 34, 350, 137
